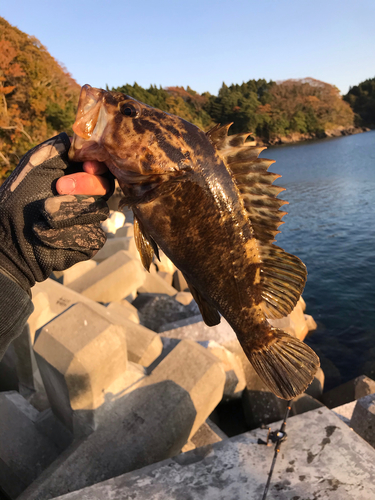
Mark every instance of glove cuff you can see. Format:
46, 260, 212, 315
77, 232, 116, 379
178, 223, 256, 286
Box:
0, 252, 33, 296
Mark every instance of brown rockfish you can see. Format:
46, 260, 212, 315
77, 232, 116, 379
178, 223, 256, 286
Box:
69, 84, 319, 399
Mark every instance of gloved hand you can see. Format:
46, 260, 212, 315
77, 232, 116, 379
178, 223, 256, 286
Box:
0, 133, 114, 294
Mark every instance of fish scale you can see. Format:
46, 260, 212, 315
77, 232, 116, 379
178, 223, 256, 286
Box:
69, 84, 320, 399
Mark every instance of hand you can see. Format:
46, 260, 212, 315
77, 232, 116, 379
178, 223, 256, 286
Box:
0, 133, 115, 293
56, 160, 110, 196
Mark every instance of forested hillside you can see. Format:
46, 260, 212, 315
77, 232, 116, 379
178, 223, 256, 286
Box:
344, 77, 375, 127
0, 16, 363, 183
114, 78, 355, 143
0, 17, 80, 180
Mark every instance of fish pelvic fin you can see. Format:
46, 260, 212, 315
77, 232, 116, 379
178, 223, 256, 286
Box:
134, 214, 159, 271
187, 280, 221, 327
244, 329, 320, 400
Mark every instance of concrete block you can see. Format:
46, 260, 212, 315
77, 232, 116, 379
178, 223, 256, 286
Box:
52, 260, 97, 286
102, 307, 163, 367
106, 300, 140, 324
321, 375, 375, 409
332, 401, 357, 425
0, 343, 19, 391
0, 391, 60, 499
181, 440, 196, 453
41, 407, 375, 500
304, 313, 317, 331
34, 408, 74, 451
268, 297, 309, 341
242, 385, 288, 429
115, 222, 134, 238
199, 340, 246, 399
190, 420, 226, 449
290, 393, 324, 416
305, 366, 325, 399
19, 340, 225, 500
172, 269, 189, 291
34, 302, 128, 435
157, 271, 174, 285
175, 291, 194, 306
12, 324, 44, 393
160, 314, 238, 348
155, 250, 176, 275
138, 271, 178, 296
350, 393, 375, 448
30, 280, 161, 369
92, 237, 138, 263
146, 339, 226, 439
69, 250, 146, 302
133, 293, 199, 332
101, 210, 125, 235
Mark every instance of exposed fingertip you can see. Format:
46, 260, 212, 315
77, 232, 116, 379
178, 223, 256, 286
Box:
56, 177, 76, 194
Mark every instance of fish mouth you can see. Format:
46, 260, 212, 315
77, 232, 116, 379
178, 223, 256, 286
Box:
69, 84, 110, 163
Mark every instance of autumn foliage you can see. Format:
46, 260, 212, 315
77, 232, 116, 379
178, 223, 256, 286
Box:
0, 17, 358, 184
0, 17, 80, 181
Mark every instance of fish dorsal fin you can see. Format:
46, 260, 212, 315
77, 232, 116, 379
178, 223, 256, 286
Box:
186, 279, 221, 327
209, 124, 307, 319
134, 215, 159, 271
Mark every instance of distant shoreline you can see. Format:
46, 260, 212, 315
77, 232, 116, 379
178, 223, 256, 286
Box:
256, 126, 371, 147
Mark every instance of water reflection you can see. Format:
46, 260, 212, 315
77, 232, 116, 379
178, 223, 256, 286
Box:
260, 131, 375, 389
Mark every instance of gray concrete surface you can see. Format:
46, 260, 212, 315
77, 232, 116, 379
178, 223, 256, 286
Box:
350, 393, 375, 448
68, 250, 146, 302
0, 391, 61, 499
49, 407, 375, 500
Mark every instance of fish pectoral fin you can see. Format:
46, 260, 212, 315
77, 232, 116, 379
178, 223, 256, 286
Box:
186, 281, 221, 327
134, 214, 159, 271
244, 329, 320, 400
260, 244, 307, 319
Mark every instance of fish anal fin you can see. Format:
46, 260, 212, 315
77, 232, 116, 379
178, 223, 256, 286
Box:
134, 215, 159, 271
260, 244, 307, 319
245, 329, 320, 399
187, 280, 221, 327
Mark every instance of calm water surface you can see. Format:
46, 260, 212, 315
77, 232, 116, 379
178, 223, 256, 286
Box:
260, 131, 375, 390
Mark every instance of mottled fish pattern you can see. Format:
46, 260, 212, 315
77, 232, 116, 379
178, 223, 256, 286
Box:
69, 84, 320, 399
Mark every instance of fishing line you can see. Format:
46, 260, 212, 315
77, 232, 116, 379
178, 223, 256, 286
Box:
259, 400, 292, 500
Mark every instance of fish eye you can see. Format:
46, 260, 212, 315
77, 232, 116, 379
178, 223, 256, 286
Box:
120, 103, 140, 118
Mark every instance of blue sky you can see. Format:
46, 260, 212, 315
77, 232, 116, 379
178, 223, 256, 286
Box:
2, 0, 374, 95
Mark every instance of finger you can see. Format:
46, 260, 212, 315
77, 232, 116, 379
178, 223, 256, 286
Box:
83, 160, 108, 175
56, 172, 110, 196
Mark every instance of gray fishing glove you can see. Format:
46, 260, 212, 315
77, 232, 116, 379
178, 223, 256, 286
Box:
0, 133, 113, 294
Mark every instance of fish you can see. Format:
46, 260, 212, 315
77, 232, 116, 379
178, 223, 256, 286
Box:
69, 84, 320, 399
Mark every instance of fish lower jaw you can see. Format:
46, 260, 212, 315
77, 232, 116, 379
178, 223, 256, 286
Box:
68, 135, 109, 163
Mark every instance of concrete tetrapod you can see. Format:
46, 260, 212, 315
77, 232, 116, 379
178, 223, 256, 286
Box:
19, 340, 225, 500
0, 391, 61, 499
34, 302, 129, 436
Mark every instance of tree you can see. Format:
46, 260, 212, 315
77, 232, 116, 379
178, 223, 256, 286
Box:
344, 77, 375, 127
0, 17, 80, 182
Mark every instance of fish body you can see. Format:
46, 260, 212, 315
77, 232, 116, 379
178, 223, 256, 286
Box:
69, 85, 319, 399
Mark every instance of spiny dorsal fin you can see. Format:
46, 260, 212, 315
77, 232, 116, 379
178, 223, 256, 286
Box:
186, 280, 221, 327
134, 215, 159, 271
209, 124, 307, 319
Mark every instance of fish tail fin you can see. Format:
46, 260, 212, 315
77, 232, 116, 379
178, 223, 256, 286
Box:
245, 328, 320, 400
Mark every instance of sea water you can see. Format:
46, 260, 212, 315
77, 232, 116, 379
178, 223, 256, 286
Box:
261, 131, 375, 390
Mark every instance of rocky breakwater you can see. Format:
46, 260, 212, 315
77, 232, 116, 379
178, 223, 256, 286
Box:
256, 126, 371, 146
0, 210, 374, 500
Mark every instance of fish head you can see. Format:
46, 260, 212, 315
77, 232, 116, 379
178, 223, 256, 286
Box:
69, 84, 200, 183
